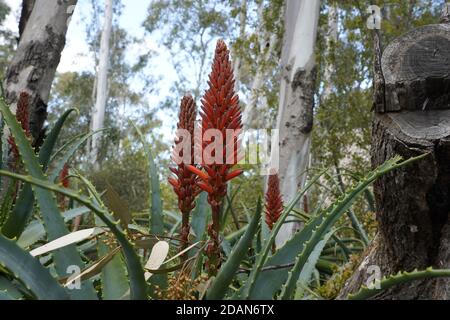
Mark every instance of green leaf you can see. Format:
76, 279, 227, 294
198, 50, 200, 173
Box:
1, 109, 76, 238
0, 234, 69, 300
133, 123, 164, 235
0, 180, 17, 229
279, 155, 426, 300
0, 276, 23, 299
206, 198, 261, 300
17, 219, 45, 248
294, 230, 335, 299
0, 99, 97, 300
0, 170, 148, 300
98, 240, 129, 300
48, 130, 104, 183
191, 192, 209, 245
75, 171, 147, 300
348, 268, 450, 300
239, 169, 327, 299
18, 207, 90, 249
0, 290, 14, 300
247, 211, 326, 299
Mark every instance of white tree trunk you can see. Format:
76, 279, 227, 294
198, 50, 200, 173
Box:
242, 2, 283, 129
90, 0, 113, 169
275, 0, 320, 247
321, 2, 338, 102
4, 0, 77, 142
232, 0, 247, 93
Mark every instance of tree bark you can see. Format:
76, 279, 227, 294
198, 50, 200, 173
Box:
90, 0, 113, 169
4, 0, 77, 144
18, 0, 35, 40
232, 0, 246, 93
339, 15, 450, 300
242, 1, 283, 129
274, 0, 320, 247
320, 2, 338, 103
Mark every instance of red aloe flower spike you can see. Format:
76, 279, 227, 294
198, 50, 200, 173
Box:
8, 92, 31, 165
265, 174, 284, 231
60, 164, 70, 188
168, 95, 199, 257
189, 39, 243, 276
58, 164, 71, 213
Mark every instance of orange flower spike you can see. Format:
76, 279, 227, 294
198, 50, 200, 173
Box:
168, 95, 199, 257
8, 92, 31, 163
265, 174, 284, 231
16, 92, 31, 135
60, 164, 70, 188
192, 39, 243, 276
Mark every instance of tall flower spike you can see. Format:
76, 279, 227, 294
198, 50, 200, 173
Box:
187, 39, 243, 275
60, 164, 70, 188
168, 94, 200, 257
58, 164, 71, 212
265, 174, 283, 231
8, 92, 31, 164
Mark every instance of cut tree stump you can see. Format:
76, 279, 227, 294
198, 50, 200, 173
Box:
339, 14, 450, 300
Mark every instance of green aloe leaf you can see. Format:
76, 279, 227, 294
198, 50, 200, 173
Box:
133, 123, 164, 235
206, 198, 262, 300
294, 230, 335, 299
0, 169, 147, 300
2, 109, 76, 238
279, 155, 426, 300
247, 211, 327, 299
191, 192, 209, 246
0, 234, 69, 300
239, 169, 327, 299
0, 99, 96, 300
74, 172, 147, 300
48, 130, 104, 182
98, 240, 129, 300
348, 268, 450, 300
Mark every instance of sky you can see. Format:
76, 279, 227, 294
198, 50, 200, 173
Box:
4, 0, 164, 72
4, 0, 178, 141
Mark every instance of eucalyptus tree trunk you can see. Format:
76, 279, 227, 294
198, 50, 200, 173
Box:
320, 2, 337, 103
339, 5, 450, 299
232, 0, 247, 93
90, 0, 113, 169
274, 0, 320, 247
18, 0, 35, 40
242, 1, 284, 129
4, 0, 77, 144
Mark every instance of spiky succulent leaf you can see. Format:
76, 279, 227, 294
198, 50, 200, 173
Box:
0, 99, 96, 300
239, 169, 327, 299
279, 155, 427, 300
2, 109, 76, 238
0, 169, 148, 300
206, 198, 261, 300
0, 234, 68, 300
348, 268, 450, 300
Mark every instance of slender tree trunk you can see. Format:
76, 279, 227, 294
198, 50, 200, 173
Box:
18, 0, 35, 40
90, 0, 113, 169
274, 0, 320, 247
339, 7, 450, 299
242, 1, 284, 129
232, 0, 246, 93
4, 0, 77, 144
320, 2, 337, 103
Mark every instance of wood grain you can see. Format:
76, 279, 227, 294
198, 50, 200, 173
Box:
381, 24, 450, 112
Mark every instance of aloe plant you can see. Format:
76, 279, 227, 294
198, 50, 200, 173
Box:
347, 268, 450, 300
0, 234, 68, 300
206, 198, 261, 300
2, 108, 77, 238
